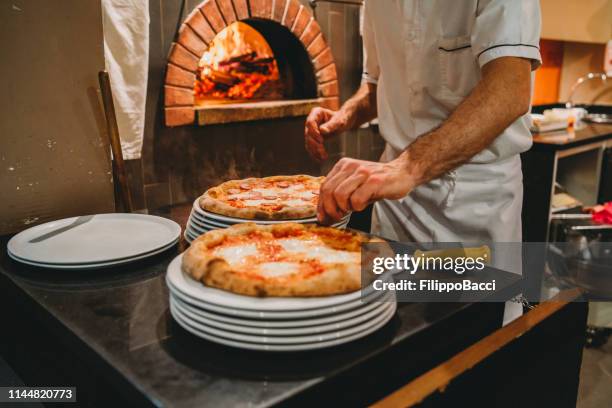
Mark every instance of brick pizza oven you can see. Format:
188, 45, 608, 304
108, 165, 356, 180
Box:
164, 0, 340, 126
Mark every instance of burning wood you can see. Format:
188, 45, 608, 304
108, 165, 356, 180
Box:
194, 22, 284, 102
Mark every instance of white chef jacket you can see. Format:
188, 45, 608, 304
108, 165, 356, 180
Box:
362, 0, 542, 324
362, 0, 541, 165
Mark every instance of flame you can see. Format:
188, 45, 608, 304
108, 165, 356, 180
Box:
195, 22, 283, 102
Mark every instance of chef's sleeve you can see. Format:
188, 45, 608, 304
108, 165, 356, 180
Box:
471, 0, 542, 70
361, 1, 379, 84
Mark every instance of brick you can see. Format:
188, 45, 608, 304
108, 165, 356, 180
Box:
272, 0, 287, 22
216, 0, 237, 24
177, 24, 207, 57
282, 0, 300, 29
232, 0, 249, 20
317, 80, 339, 97
165, 64, 197, 88
291, 7, 310, 38
168, 43, 199, 72
315, 62, 337, 83
249, 0, 272, 18
165, 107, 195, 127
165, 85, 195, 106
312, 47, 334, 71
185, 8, 215, 44
319, 97, 340, 111
307, 34, 326, 59
200, 0, 226, 33
299, 18, 320, 47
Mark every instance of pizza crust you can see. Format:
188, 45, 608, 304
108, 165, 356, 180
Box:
199, 175, 324, 220
182, 223, 383, 297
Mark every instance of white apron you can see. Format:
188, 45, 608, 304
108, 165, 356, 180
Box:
372, 145, 523, 243
362, 0, 542, 324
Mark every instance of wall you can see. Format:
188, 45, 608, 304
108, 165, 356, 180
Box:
534, 41, 612, 106
0, 0, 114, 234
558, 42, 612, 105
540, 0, 612, 44
533, 40, 564, 105
535, 0, 612, 106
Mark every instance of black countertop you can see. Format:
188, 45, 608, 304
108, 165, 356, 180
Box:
531, 104, 612, 151
0, 231, 508, 407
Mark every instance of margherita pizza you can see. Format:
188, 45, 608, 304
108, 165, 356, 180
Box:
182, 223, 381, 297
199, 175, 323, 220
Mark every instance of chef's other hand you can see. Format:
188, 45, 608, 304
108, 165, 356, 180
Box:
304, 107, 350, 162
318, 157, 415, 224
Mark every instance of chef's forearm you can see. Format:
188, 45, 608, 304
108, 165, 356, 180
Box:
397, 57, 532, 186
338, 82, 378, 131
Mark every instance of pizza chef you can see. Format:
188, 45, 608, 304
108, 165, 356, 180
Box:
304, 0, 541, 324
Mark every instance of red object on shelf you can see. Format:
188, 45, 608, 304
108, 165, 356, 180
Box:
591, 202, 612, 224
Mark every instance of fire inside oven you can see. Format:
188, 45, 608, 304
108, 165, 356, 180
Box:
194, 20, 316, 106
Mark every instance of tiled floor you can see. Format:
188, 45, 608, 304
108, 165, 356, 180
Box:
578, 336, 612, 408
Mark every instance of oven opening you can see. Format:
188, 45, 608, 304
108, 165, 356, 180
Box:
195, 19, 317, 108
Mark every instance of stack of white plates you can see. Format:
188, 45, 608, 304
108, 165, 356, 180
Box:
7, 213, 181, 270
184, 198, 351, 243
166, 254, 396, 351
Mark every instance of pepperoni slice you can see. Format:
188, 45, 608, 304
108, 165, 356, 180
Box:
263, 195, 278, 200
239, 183, 251, 190
227, 188, 241, 195
277, 181, 290, 188
226, 197, 238, 201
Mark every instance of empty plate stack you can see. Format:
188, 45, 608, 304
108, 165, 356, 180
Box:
166, 255, 396, 351
184, 198, 351, 243
7, 213, 181, 270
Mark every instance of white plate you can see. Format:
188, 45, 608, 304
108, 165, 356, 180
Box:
172, 296, 394, 336
170, 290, 394, 328
189, 214, 231, 229
190, 214, 348, 231
192, 199, 350, 225
187, 220, 220, 233
8, 213, 181, 265
171, 301, 396, 352
171, 300, 394, 344
186, 224, 209, 237
168, 276, 390, 320
185, 231, 201, 243
167, 254, 386, 312
188, 219, 348, 236
8, 238, 178, 270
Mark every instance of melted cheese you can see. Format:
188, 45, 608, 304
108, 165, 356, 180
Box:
213, 243, 258, 266
255, 262, 300, 277
243, 199, 271, 207
283, 199, 308, 207
211, 234, 357, 281
277, 238, 359, 264
296, 190, 314, 198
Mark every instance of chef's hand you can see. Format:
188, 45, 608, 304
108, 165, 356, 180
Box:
304, 107, 351, 161
318, 156, 416, 224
